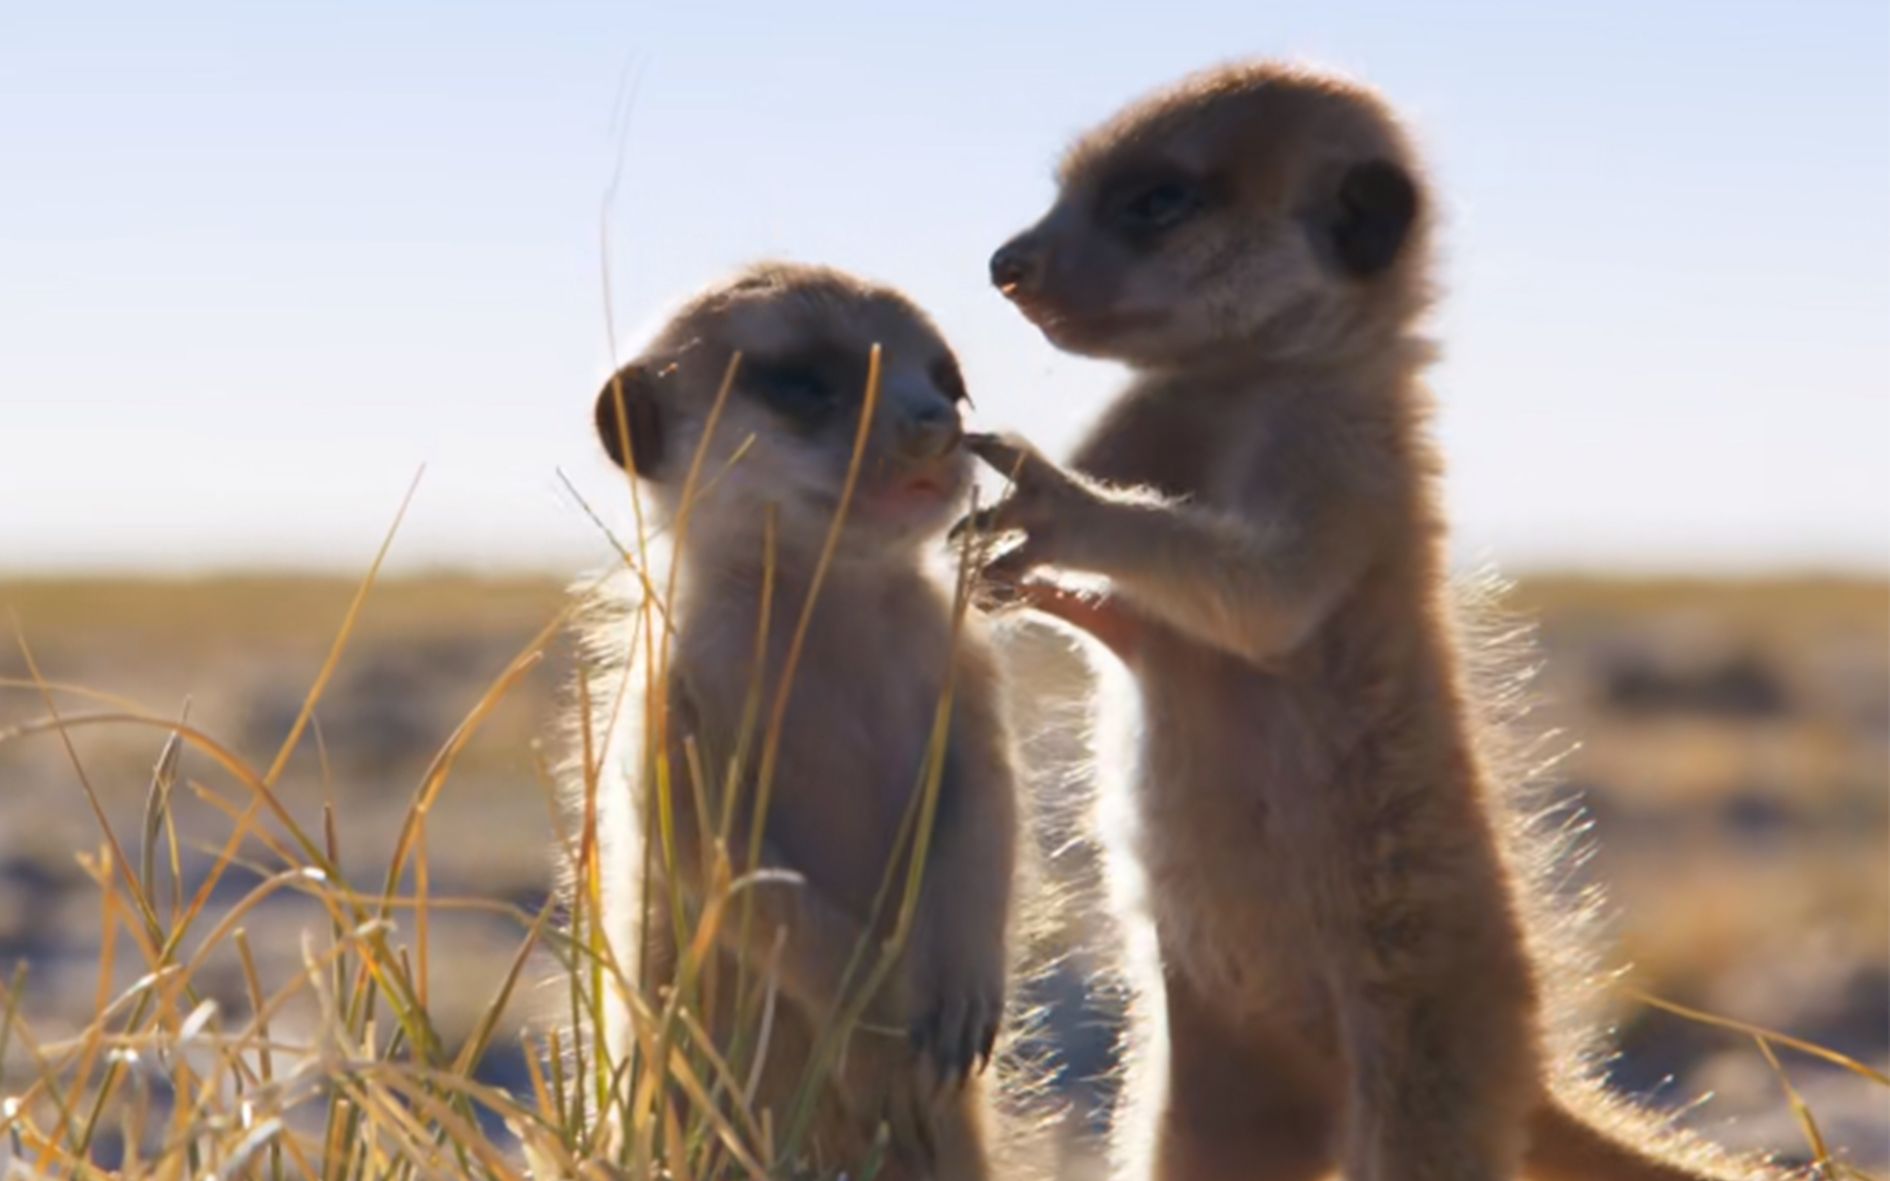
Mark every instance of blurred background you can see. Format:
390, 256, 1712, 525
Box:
2, 1, 1885, 1174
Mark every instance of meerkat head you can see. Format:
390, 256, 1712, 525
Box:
594, 262, 974, 558
990, 61, 1430, 369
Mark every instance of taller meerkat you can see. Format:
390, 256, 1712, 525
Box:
971, 62, 1788, 1181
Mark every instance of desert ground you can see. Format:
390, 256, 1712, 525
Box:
0, 573, 1884, 1173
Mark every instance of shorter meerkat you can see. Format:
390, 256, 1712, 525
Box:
970, 61, 1791, 1181
576, 262, 1018, 1180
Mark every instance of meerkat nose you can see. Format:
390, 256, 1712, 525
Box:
901, 402, 964, 460
989, 238, 1042, 294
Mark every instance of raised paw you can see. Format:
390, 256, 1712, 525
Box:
948, 430, 1098, 581
964, 431, 1053, 485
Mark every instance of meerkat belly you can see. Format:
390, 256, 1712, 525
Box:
1129, 635, 1339, 1020
669, 590, 955, 913
766, 623, 955, 909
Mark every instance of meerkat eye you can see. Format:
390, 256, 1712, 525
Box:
928, 356, 970, 404
1118, 179, 1203, 235
753, 364, 835, 419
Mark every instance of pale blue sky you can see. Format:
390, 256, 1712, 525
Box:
2, 1, 1885, 574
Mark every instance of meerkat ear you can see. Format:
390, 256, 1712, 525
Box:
594, 364, 666, 476
1320, 159, 1418, 278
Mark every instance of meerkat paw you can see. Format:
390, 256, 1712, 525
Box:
906, 947, 1004, 1090
950, 430, 1106, 581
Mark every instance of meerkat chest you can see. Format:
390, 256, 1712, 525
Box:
792, 608, 960, 897
1126, 630, 1351, 1014
1137, 764, 1330, 1020
679, 577, 959, 901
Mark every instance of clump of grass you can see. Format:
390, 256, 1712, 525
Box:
0, 346, 1007, 1180
0, 476, 592, 1179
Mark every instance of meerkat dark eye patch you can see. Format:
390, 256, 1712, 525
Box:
756, 364, 832, 411
1099, 166, 1211, 247
1323, 159, 1417, 278
746, 345, 867, 430
594, 364, 666, 477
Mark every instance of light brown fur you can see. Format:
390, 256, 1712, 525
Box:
972, 61, 1795, 1181
574, 262, 1018, 1179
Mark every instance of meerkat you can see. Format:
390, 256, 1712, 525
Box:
966, 61, 1791, 1181
576, 262, 1018, 1180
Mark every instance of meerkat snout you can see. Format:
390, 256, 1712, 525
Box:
898, 399, 962, 460
988, 235, 1042, 294
886, 379, 965, 461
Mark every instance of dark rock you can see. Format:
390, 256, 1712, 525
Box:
1603, 651, 1790, 719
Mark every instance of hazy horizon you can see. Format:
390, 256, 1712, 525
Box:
4, 1, 1887, 578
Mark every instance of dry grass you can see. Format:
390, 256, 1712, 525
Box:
0, 351, 1008, 1180
1, 515, 1884, 1181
